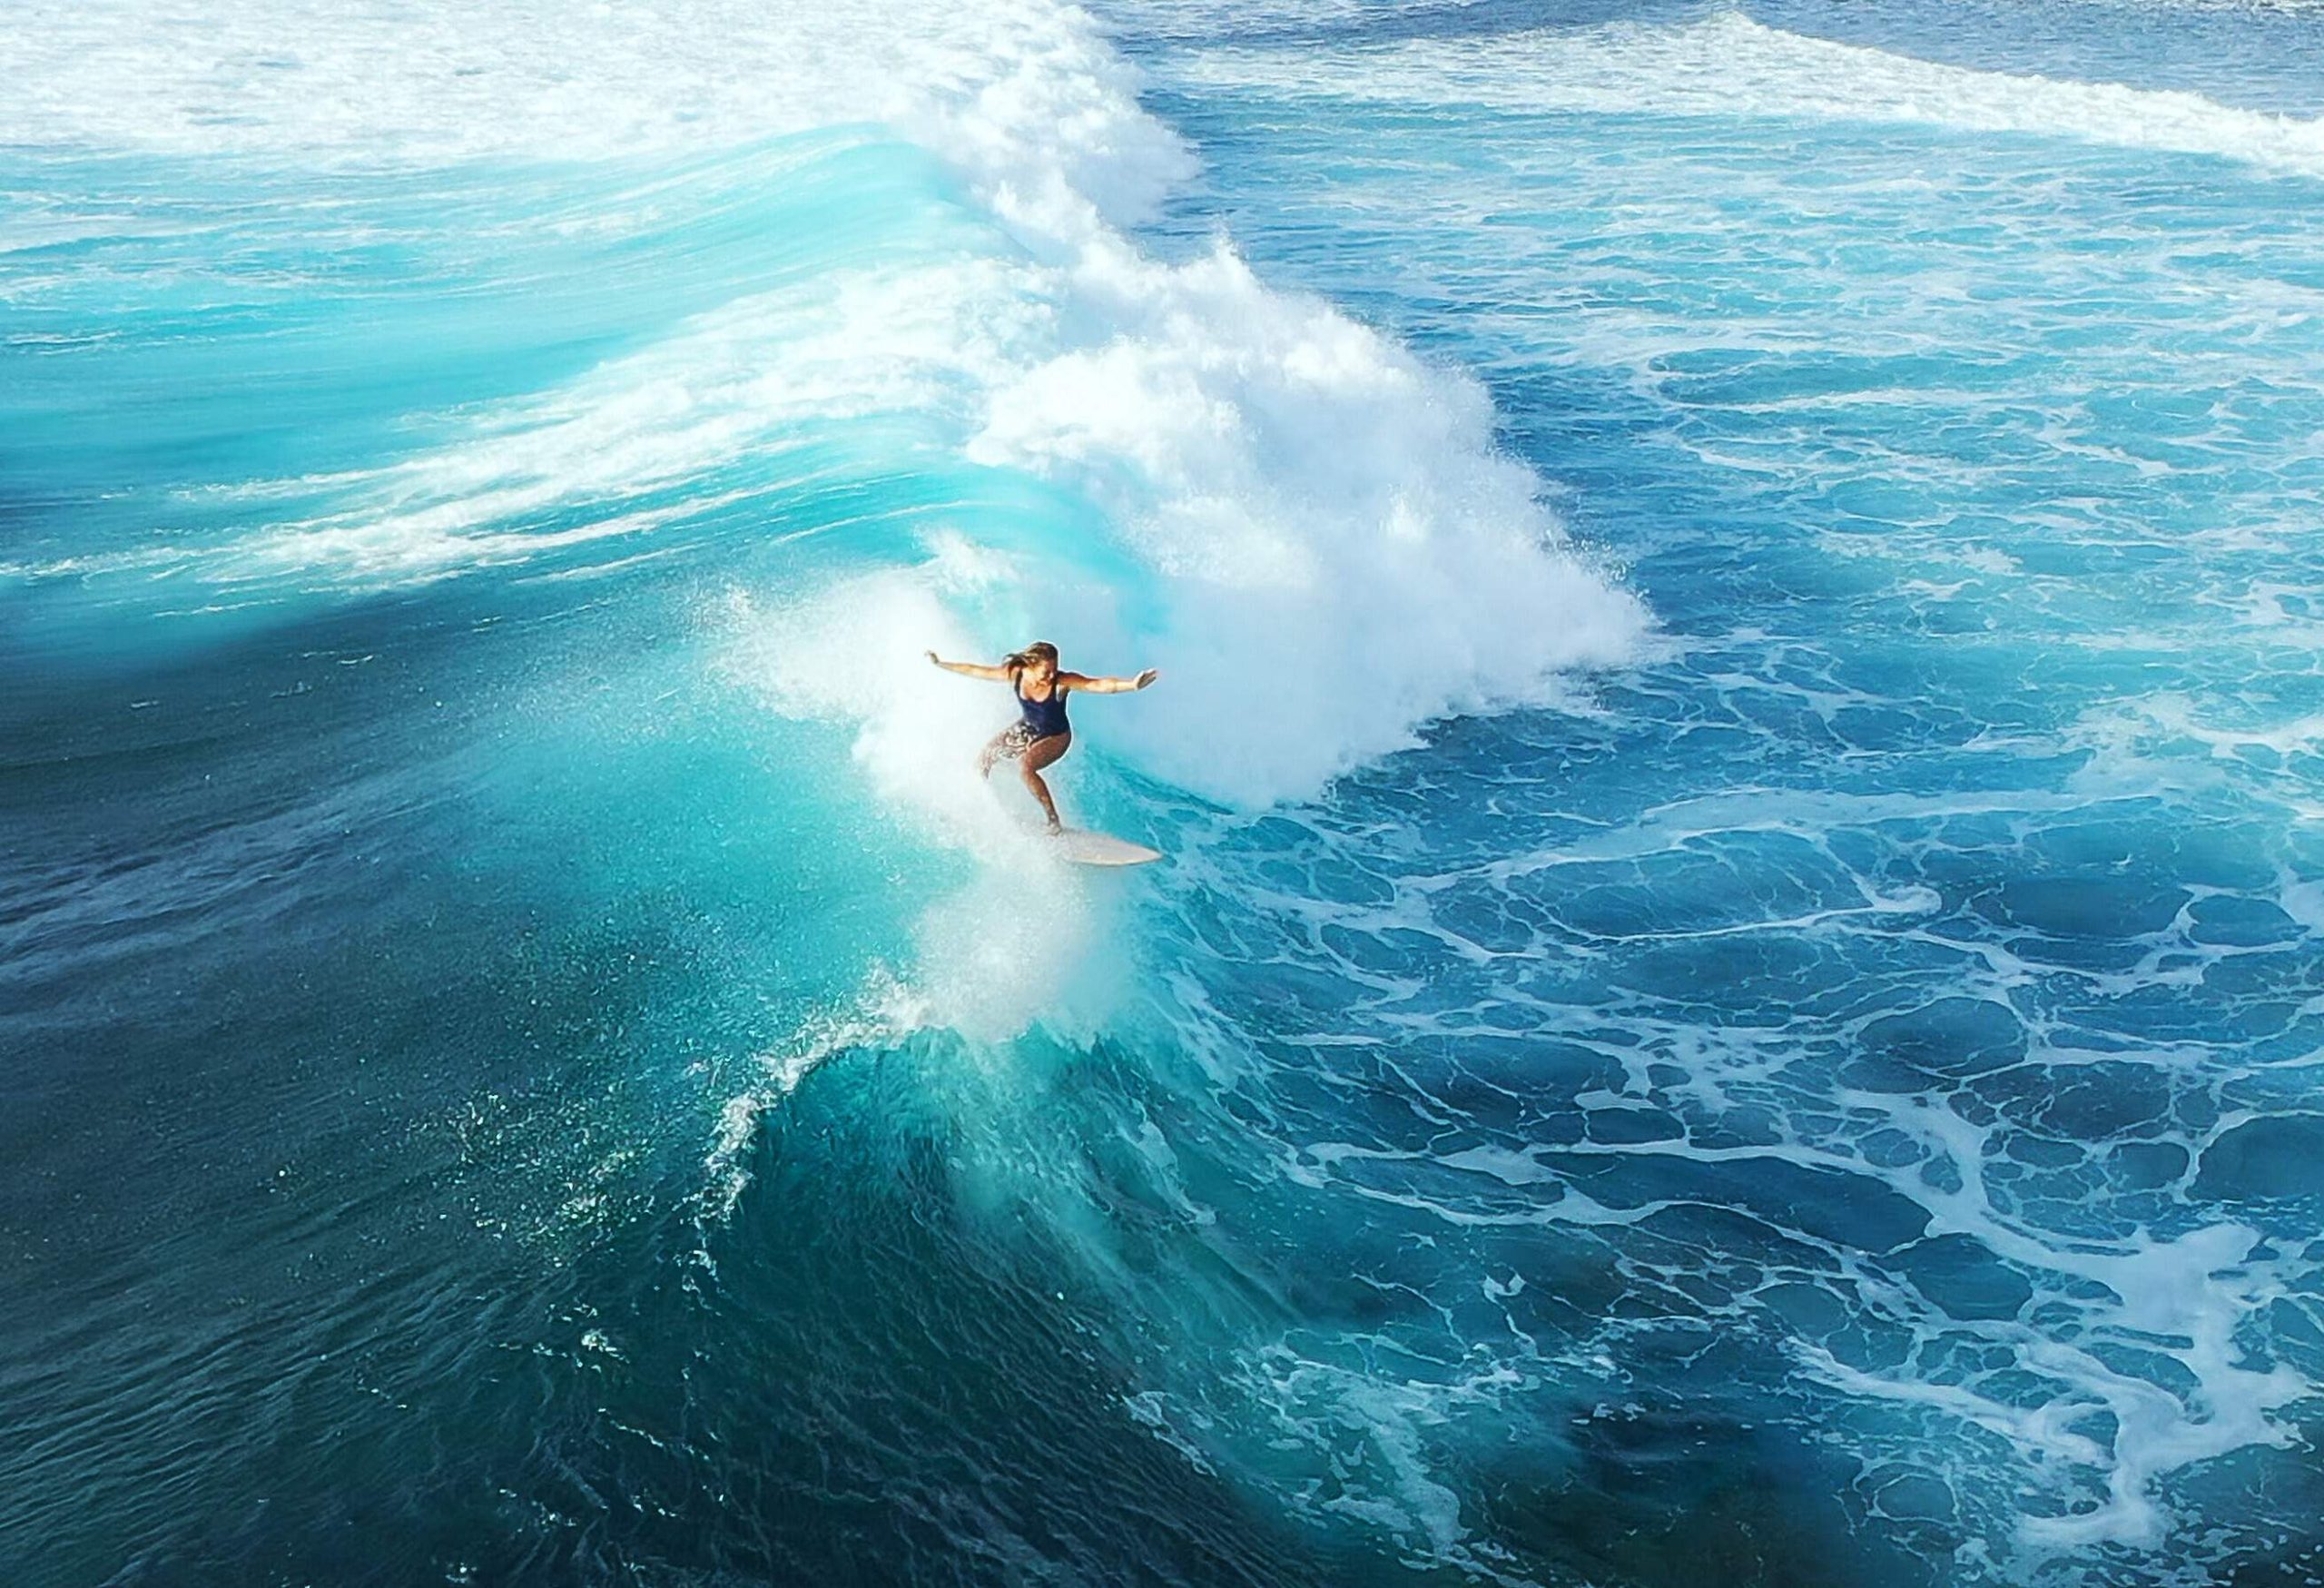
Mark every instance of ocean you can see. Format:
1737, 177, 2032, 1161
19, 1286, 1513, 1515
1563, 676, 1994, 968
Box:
5, 0, 2323, 1583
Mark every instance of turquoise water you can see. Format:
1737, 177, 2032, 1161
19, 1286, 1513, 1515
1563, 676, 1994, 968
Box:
6, 1, 2324, 1583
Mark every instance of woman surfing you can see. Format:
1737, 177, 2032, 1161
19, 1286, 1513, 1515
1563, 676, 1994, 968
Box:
926, 641, 1157, 833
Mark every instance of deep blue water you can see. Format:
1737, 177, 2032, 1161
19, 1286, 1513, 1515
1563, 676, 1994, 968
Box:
6, 1, 2324, 1584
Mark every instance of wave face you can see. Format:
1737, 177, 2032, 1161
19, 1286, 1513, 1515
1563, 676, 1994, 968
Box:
5, 0, 2324, 1585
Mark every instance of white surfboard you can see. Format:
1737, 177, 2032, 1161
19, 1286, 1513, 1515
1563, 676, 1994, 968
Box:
1051, 828, 1163, 867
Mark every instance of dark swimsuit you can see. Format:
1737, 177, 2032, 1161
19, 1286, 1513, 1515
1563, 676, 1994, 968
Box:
1015, 675, 1069, 740
980, 672, 1069, 772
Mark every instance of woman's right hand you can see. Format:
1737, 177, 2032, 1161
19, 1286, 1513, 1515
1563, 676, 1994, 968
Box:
925, 650, 941, 666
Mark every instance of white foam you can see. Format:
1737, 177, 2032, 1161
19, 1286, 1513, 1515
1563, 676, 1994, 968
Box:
965, 240, 1644, 804
1179, 10, 2324, 182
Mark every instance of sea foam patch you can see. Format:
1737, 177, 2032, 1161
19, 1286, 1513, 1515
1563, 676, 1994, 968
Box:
1178, 10, 2324, 181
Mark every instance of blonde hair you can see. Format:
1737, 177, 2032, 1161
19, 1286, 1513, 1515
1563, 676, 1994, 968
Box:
1003, 641, 1059, 676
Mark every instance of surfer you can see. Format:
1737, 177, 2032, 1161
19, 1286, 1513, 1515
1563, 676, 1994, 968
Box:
926, 642, 1158, 833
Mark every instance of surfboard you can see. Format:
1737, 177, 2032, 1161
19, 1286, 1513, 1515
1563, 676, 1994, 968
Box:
1051, 828, 1163, 867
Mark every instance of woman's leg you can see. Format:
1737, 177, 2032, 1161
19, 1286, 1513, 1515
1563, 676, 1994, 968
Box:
1019, 731, 1071, 832
978, 724, 1032, 778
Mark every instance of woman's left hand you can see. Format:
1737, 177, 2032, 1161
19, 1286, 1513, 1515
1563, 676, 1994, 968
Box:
1134, 668, 1159, 690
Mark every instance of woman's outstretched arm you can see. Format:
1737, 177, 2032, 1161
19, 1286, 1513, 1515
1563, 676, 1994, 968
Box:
1059, 668, 1159, 695
928, 652, 1010, 682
